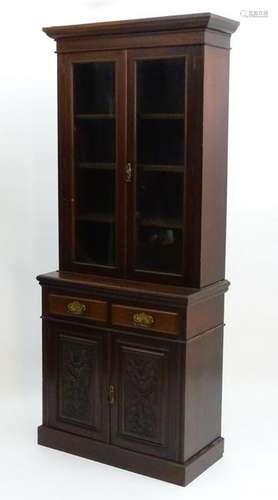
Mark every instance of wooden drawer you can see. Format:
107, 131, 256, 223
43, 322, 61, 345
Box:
47, 294, 108, 322
111, 304, 179, 335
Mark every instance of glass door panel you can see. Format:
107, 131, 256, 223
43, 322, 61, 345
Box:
73, 61, 116, 267
135, 56, 186, 275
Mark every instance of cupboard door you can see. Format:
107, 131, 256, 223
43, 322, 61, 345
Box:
59, 51, 125, 275
126, 48, 188, 282
110, 333, 181, 460
43, 320, 109, 442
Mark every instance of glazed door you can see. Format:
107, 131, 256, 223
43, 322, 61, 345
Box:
44, 320, 109, 442
59, 48, 188, 282
59, 51, 125, 275
126, 48, 188, 283
110, 333, 181, 460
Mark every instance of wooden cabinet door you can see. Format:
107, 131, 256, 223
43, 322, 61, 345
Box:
126, 47, 189, 284
110, 333, 182, 460
58, 50, 126, 276
43, 320, 109, 442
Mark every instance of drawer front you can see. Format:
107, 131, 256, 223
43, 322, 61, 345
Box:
48, 294, 108, 322
111, 304, 179, 335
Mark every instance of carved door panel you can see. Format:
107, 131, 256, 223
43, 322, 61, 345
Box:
44, 320, 109, 442
110, 333, 181, 460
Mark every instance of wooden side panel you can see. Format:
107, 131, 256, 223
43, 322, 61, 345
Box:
184, 46, 204, 287
200, 46, 230, 286
184, 326, 223, 460
186, 294, 224, 339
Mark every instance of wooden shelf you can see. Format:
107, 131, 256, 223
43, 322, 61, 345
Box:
139, 217, 183, 229
78, 162, 115, 171
75, 114, 115, 119
138, 164, 184, 173
139, 113, 184, 120
77, 213, 115, 223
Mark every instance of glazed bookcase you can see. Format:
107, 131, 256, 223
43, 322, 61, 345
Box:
37, 12, 239, 486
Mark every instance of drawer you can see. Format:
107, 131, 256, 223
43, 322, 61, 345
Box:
111, 304, 179, 335
47, 294, 108, 322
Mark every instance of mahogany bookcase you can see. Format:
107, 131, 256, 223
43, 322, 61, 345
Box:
37, 12, 239, 486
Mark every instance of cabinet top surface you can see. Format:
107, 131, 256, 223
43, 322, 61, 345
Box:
37, 271, 230, 304
43, 12, 239, 40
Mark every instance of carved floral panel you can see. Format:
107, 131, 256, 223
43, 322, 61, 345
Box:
121, 347, 165, 443
59, 337, 96, 425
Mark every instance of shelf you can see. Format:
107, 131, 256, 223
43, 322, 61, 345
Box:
75, 114, 115, 120
139, 217, 183, 229
77, 213, 115, 224
139, 113, 184, 120
138, 164, 184, 173
78, 162, 115, 171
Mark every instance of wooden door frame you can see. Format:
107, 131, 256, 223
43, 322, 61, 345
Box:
125, 46, 191, 285
43, 319, 110, 442
57, 50, 126, 277
109, 331, 182, 461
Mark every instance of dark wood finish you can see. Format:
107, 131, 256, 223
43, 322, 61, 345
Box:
200, 46, 230, 286
42, 320, 110, 442
184, 326, 223, 460
111, 304, 179, 335
38, 12, 238, 486
126, 46, 188, 283
43, 13, 239, 53
38, 425, 224, 486
38, 272, 228, 485
38, 270, 229, 305
58, 50, 126, 276
55, 30, 232, 54
186, 294, 224, 339
43, 13, 239, 40
48, 293, 108, 322
55, 42, 234, 287
110, 333, 181, 460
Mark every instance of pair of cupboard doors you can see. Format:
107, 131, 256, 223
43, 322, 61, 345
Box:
44, 319, 183, 462
59, 46, 195, 284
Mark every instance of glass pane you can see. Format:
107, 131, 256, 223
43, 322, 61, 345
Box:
74, 61, 116, 266
75, 62, 115, 114
135, 57, 186, 274
138, 58, 185, 113
138, 119, 184, 165
76, 119, 115, 163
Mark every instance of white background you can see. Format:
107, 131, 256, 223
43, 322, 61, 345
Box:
0, 0, 277, 498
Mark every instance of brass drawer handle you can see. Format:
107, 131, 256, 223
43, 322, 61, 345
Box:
133, 311, 155, 328
67, 301, 86, 315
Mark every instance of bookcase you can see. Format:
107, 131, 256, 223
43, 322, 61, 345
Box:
37, 13, 239, 486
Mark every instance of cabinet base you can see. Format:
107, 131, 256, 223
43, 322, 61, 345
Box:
38, 425, 224, 486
